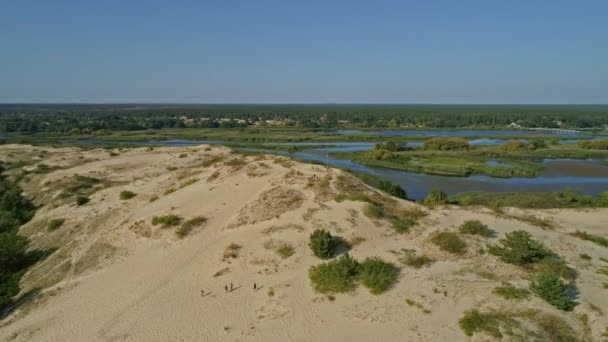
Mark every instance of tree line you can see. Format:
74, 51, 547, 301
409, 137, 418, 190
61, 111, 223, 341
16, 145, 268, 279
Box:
1, 104, 607, 133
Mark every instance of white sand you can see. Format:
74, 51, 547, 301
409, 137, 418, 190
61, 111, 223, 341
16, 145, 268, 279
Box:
0, 144, 606, 341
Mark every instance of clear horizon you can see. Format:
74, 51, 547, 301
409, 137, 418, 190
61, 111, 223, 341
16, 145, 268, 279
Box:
1, 1, 607, 104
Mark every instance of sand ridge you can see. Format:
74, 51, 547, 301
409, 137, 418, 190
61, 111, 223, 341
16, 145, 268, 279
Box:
0, 144, 606, 341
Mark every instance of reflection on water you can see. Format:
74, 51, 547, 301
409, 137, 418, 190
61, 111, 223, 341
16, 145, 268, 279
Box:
80, 138, 608, 200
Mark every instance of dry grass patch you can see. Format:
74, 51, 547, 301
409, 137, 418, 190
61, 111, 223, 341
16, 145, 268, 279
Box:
264, 239, 295, 259
179, 178, 199, 188
262, 223, 304, 235
431, 232, 467, 255
176, 216, 207, 238
223, 243, 242, 261
234, 187, 304, 225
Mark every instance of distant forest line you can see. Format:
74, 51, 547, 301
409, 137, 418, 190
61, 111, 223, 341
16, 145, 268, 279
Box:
1, 104, 607, 133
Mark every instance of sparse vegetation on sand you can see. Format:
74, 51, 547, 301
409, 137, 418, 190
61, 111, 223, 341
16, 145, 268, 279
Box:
47, 218, 65, 231
362, 203, 384, 219
201, 155, 225, 167
458, 308, 577, 340
119, 190, 137, 200
223, 243, 242, 260
309, 229, 336, 259
458, 220, 490, 237
529, 272, 576, 311
431, 232, 467, 255
570, 230, 608, 247
493, 282, 530, 301
401, 254, 433, 269
264, 239, 296, 259
151, 215, 182, 228
175, 216, 207, 238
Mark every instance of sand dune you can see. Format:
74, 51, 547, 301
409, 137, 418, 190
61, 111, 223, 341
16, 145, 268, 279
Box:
0, 144, 606, 341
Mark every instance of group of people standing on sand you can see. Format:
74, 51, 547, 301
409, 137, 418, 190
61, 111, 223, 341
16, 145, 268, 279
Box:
200, 282, 259, 297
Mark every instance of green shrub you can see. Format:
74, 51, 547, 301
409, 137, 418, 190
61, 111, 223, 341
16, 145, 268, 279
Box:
570, 230, 608, 247
493, 282, 530, 300
309, 254, 359, 294
47, 218, 65, 231
431, 232, 466, 255
488, 230, 551, 265
362, 203, 384, 219
75, 195, 89, 206
175, 216, 207, 238
424, 137, 469, 151
501, 140, 529, 152
152, 215, 182, 228
401, 254, 433, 269
423, 188, 448, 206
309, 229, 336, 259
459, 220, 490, 237
458, 309, 503, 338
119, 190, 137, 200
529, 272, 576, 311
358, 257, 399, 294
377, 180, 407, 199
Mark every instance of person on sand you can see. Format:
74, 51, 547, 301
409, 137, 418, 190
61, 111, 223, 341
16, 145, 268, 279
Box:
230, 283, 234, 292
253, 283, 257, 290
224, 285, 228, 292
200, 289, 204, 296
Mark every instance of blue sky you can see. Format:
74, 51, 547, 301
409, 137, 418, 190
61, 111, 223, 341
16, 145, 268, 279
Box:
1, 1, 607, 103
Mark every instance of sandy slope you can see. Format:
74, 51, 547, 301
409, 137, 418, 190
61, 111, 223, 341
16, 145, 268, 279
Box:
0, 144, 607, 341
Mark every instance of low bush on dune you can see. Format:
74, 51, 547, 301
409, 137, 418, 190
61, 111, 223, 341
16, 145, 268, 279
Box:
459, 220, 491, 237
75, 195, 89, 206
309, 229, 336, 259
431, 232, 467, 255
47, 218, 65, 231
152, 215, 182, 228
459, 309, 505, 338
377, 180, 407, 199
488, 231, 551, 265
423, 188, 448, 206
357, 257, 399, 295
309, 254, 359, 294
119, 190, 137, 200
223, 243, 242, 260
175, 216, 207, 238
401, 254, 433, 269
309, 254, 400, 295
529, 272, 576, 311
